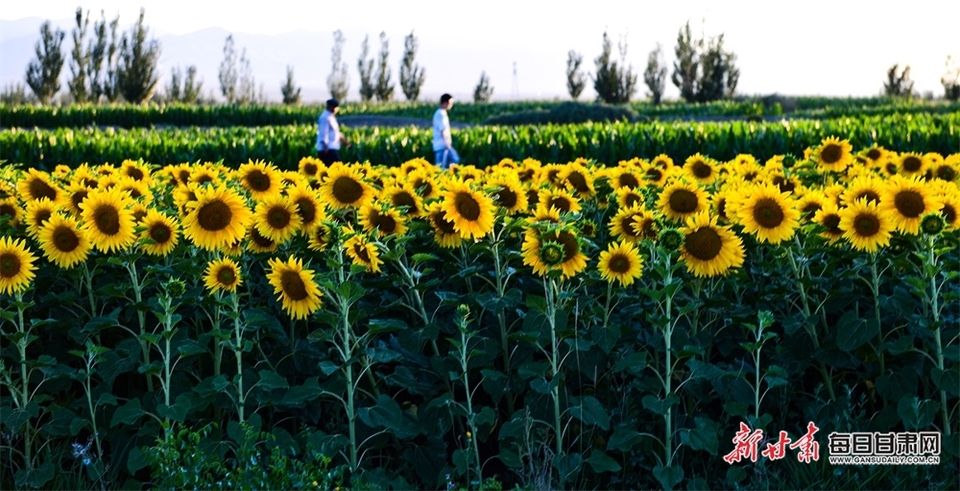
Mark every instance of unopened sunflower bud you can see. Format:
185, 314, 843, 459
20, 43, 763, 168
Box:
920, 213, 944, 236
658, 228, 684, 250
538, 240, 565, 266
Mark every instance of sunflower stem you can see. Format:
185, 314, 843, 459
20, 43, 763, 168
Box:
228, 291, 246, 424
925, 236, 950, 436
602, 281, 613, 332
869, 252, 885, 374
126, 261, 154, 392
543, 276, 564, 470
12, 292, 34, 471
662, 252, 674, 469
786, 238, 835, 400
490, 230, 516, 414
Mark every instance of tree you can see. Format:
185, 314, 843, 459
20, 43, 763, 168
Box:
166, 65, 202, 103
68, 8, 91, 103
943, 56, 960, 101
219, 35, 238, 103
592, 31, 636, 104
1, 83, 36, 105
236, 48, 256, 104
671, 22, 698, 103
104, 14, 122, 102
26, 21, 66, 105
281, 65, 302, 105
884, 64, 914, 98
474, 71, 493, 102
357, 35, 375, 102
374, 32, 395, 102
399, 31, 426, 101
615, 34, 639, 103
566, 50, 587, 100
644, 43, 668, 104
670, 21, 739, 103
115, 8, 161, 104
88, 10, 119, 103
328, 30, 349, 102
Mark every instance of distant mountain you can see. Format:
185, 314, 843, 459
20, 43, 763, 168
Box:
1, 17, 569, 104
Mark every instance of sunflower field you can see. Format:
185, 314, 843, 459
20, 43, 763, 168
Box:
0, 139, 958, 489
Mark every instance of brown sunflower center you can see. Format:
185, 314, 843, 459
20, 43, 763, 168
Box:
53, 225, 80, 252
391, 192, 419, 214
93, 204, 121, 235
518, 169, 535, 182
854, 213, 880, 237
125, 187, 142, 199
280, 270, 309, 301
332, 176, 364, 204
902, 156, 923, 173
0, 252, 20, 278
353, 242, 372, 263
753, 198, 785, 228
0, 203, 17, 218
935, 165, 956, 181
716, 198, 728, 219
621, 214, 642, 238
820, 144, 842, 164
855, 190, 881, 203
546, 196, 572, 213
267, 206, 292, 230
29, 178, 58, 201
821, 214, 843, 236
197, 200, 232, 232
251, 228, 275, 248
690, 161, 712, 179
495, 187, 518, 209
894, 190, 925, 218
125, 167, 145, 181
371, 210, 397, 234
71, 190, 89, 210
526, 189, 540, 207
217, 266, 237, 286
942, 204, 957, 225
414, 178, 433, 197
623, 193, 642, 208
194, 174, 214, 185
668, 189, 699, 214
454, 191, 482, 221
149, 223, 172, 244
685, 227, 722, 261
634, 217, 658, 239
608, 253, 632, 274
567, 171, 590, 193
431, 212, 458, 235
801, 202, 822, 215
772, 176, 796, 194
33, 210, 52, 228
302, 163, 318, 176
619, 173, 640, 189
245, 170, 272, 192
866, 148, 882, 161
291, 198, 314, 224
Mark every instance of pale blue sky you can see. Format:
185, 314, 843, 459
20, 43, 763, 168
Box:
3, 0, 959, 100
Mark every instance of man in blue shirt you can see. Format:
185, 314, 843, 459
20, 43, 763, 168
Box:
432, 93, 459, 169
317, 98, 350, 164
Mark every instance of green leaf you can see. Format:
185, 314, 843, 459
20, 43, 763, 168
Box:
642, 394, 679, 416
607, 424, 644, 452
319, 360, 339, 376
679, 416, 719, 455
570, 395, 610, 431
653, 463, 684, 490
585, 449, 621, 473
367, 318, 408, 335
282, 378, 323, 405
835, 309, 876, 351
897, 396, 938, 431
111, 399, 144, 427
613, 352, 647, 374
257, 369, 289, 391
932, 367, 960, 396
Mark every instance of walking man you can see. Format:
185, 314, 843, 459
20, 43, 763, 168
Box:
432, 93, 460, 169
317, 98, 350, 164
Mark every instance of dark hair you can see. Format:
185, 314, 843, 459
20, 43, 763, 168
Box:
326, 98, 339, 110
440, 93, 453, 105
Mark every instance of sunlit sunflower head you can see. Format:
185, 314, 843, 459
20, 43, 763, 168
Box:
306, 222, 335, 251
381, 183, 425, 217
37, 213, 91, 269
318, 162, 374, 209
0, 197, 22, 227
650, 154, 675, 170
795, 190, 829, 221
609, 166, 642, 190
24, 198, 58, 239
59, 182, 90, 216
630, 208, 661, 242
521, 224, 588, 279
812, 203, 846, 244
253, 194, 302, 244
682, 153, 719, 185
559, 161, 596, 198
120, 159, 152, 183
0, 236, 38, 295
608, 204, 648, 243
678, 211, 746, 278
115, 177, 153, 204
343, 232, 383, 273
814, 137, 854, 172
246, 225, 277, 254
938, 186, 960, 231
839, 175, 885, 207
839, 198, 894, 252
897, 152, 927, 177
286, 184, 326, 230
930, 156, 958, 183
266, 256, 323, 320
734, 183, 800, 244
598, 240, 644, 287
488, 176, 529, 215
139, 209, 180, 257
440, 180, 496, 240
182, 185, 253, 252
407, 169, 440, 200
237, 160, 282, 199
879, 175, 942, 235
424, 201, 463, 249
615, 186, 646, 210
768, 174, 801, 195
862, 145, 888, 165
189, 165, 221, 187
79, 187, 137, 253
204, 257, 243, 294
539, 187, 582, 215
298, 156, 325, 180
17, 168, 62, 204
657, 180, 708, 223
359, 201, 407, 238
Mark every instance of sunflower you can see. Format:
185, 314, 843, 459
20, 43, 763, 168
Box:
813, 203, 846, 243
407, 169, 440, 200
938, 189, 960, 230
560, 162, 596, 198
839, 175, 884, 206
734, 184, 800, 244
238, 160, 283, 200
37, 213, 91, 269
521, 225, 588, 279
204, 258, 243, 293
266, 256, 323, 320
679, 211, 746, 278
343, 231, 383, 273
608, 204, 649, 243
931, 158, 958, 183
650, 154, 675, 170
359, 201, 407, 238
298, 157, 325, 180
0, 237, 38, 295
814, 137, 854, 172
24, 198, 58, 239
246, 226, 277, 254
380, 183, 425, 217
425, 202, 462, 249
615, 186, 646, 210
79, 187, 136, 253
63, 182, 91, 215
838, 198, 893, 252
597, 240, 644, 287
630, 209, 661, 241
609, 166, 642, 190
531, 204, 562, 224
862, 145, 888, 165
487, 176, 529, 215
682, 153, 719, 185
657, 180, 708, 223
540, 188, 582, 215
318, 162, 374, 209
17, 168, 62, 203
189, 165, 221, 186
0, 197, 21, 226
879, 175, 943, 235
115, 177, 153, 203
796, 190, 829, 221
306, 223, 335, 251
182, 185, 253, 252
119, 159, 152, 183
897, 152, 926, 177
139, 209, 180, 257
440, 180, 495, 240
253, 194, 302, 244
285, 184, 326, 231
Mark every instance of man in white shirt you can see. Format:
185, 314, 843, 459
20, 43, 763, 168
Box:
317, 98, 350, 164
432, 93, 459, 169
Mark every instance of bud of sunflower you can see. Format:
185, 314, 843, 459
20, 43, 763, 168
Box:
578, 219, 597, 238
538, 240, 565, 267
165, 278, 187, 298
920, 213, 945, 236
658, 228, 684, 251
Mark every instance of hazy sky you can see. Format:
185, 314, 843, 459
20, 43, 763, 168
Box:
4, 0, 959, 99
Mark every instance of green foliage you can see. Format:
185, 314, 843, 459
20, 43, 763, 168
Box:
399, 31, 426, 102
68, 8, 92, 104
566, 50, 587, 101
473, 71, 493, 103
483, 101, 634, 125
115, 8, 162, 104
25, 20, 66, 105
884, 64, 915, 98
592, 31, 637, 104
644, 43, 668, 105
219, 35, 238, 103
328, 30, 350, 102
943, 56, 960, 101
280, 65, 301, 105
0, 83, 36, 106
374, 32, 395, 102
87, 11, 120, 104
671, 21, 740, 103
164, 65, 202, 104
357, 35, 376, 102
